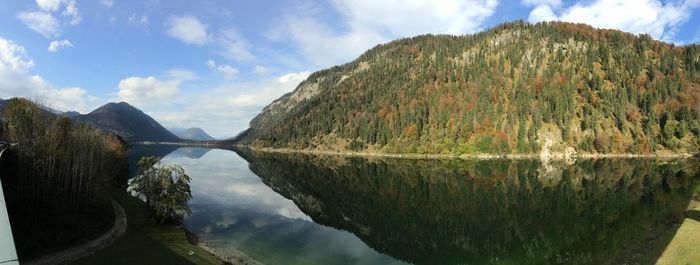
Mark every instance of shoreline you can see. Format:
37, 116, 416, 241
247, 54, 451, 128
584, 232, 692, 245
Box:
183, 226, 261, 265
238, 146, 698, 160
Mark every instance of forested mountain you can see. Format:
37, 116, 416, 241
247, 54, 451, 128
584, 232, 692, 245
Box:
169, 127, 215, 141
237, 21, 700, 155
73, 102, 180, 142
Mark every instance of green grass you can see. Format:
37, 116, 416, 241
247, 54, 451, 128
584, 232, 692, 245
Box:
74, 191, 223, 265
654, 215, 700, 265
639, 195, 700, 265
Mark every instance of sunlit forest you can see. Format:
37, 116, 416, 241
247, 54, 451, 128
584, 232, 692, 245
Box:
242, 21, 700, 155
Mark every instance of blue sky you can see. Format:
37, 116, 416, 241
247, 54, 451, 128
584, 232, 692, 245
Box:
0, 0, 699, 137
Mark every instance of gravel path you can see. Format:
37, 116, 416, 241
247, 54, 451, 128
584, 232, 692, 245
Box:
24, 199, 127, 265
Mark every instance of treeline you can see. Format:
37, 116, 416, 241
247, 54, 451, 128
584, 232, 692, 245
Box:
243, 21, 700, 155
0, 98, 128, 259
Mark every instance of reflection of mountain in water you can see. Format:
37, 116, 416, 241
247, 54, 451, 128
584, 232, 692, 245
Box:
168, 147, 211, 159
127, 144, 178, 175
236, 149, 700, 265
128, 145, 222, 175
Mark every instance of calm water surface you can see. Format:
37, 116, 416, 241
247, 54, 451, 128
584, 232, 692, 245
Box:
130, 145, 700, 265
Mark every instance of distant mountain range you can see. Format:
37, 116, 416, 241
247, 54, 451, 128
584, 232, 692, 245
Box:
1, 98, 224, 143
72, 102, 181, 142
168, 127, 215, 141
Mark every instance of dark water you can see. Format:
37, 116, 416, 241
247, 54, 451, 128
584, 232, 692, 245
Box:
129, 146, 700, 265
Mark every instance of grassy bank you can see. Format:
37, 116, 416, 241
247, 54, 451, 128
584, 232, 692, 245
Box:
74, 191, 223, 265
639, 186, 700, 265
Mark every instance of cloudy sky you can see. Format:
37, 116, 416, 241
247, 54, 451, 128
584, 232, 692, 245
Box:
0, 0, 699, 137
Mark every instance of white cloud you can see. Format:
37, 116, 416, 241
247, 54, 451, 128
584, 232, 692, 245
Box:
225, 71, 310, 107
522, 0, 561, 6
524, 0, 700, 41
151, 71, 310, 137
277, 71, 311, 86
528, 4, 558, 22
334, 0, 499, 36
17, 11, 61, 38
36, 0, 66, 12
100, 0, 113, 8
128, 14, 149, 27
117, 76, 180, 108
0, 38, 34, 72
270, 16, 384, 67
18, 0, 81, 37
206, 60, 239, 79
253, 65, 269, 75
164, 18, 254, 62
47, 39, 74, 52
165, 16, 210, 45
271, 0, 499, 67
0, 37, 98, 112
217, 29, 255, 61
216, 65, 239, 79
166, 69, 197, 82
62, 0, 81, 26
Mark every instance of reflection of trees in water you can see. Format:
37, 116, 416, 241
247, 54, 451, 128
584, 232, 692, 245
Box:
238, 150, 700, 265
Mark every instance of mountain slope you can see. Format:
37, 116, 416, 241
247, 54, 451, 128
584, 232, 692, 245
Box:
238, 21, 700, 155
169, 127, 215, 141
74, 102, 180, 142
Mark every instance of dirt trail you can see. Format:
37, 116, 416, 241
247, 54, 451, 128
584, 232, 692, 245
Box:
24, 199, 127, 265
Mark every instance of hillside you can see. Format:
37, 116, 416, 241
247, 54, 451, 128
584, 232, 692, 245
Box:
74, 102, 180, 142
237, 21, 700, 155
61, 111, 82, 118
169, 127, 215, 141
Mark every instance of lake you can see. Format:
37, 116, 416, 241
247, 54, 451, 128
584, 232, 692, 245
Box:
129, 145, 700, 265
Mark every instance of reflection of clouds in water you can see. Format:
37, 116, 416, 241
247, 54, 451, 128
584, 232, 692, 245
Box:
215, 210, 238, 229
162, 149, 310, 222
227, 184, 257, 196
160, 148, 406, 265
250, 217, 269, 228
197, 208, 405, 265
277, 207, 309, 220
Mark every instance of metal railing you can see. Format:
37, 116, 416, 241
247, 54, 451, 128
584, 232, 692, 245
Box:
0, 142, 17, 159
0, 141, 18, 265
